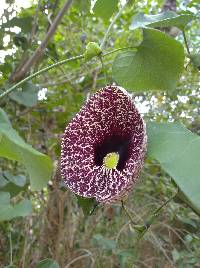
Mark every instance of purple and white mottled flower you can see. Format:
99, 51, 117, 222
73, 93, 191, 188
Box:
61, 85, 147, 203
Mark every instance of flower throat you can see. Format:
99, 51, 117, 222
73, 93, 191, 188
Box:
94, 135, 131, 171
103, 152, 119, 169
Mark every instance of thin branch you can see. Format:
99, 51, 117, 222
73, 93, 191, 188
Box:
0, 55, 83, 99
10, 0, 74, 82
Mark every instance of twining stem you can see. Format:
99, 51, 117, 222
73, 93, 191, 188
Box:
182, 30, 190, 55
0, 55, 83, 99
100, 1, 129, 50
0, 45, 136, 100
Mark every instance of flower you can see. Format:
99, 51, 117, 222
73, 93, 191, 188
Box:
61, 85, 147, 203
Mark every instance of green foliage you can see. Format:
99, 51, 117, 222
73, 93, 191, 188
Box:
147, 122, 200, 215
93, 0, 119, 21
1, 171, 26, 187
130, 11, 195, 31
188, 53, 200, 70
1, 16, 33, 33
36, 259, 60, 268
9, 81, 40, 107
0, 192, 32, 221
13, 34, 28, 50
112, 28, 184, 91
0, 171, 27, 197
0, 108, 53, 190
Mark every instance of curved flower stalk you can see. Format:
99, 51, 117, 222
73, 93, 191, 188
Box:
61, 85, 147, 203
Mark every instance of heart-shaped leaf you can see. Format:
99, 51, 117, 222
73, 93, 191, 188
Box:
112, 28, 184, 91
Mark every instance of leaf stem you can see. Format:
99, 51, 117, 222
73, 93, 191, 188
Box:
182, 30, 190, 55
89, 203, 99, 215
99, 55, 108, 84
0, 54, 83, 99
100, 1, 129, 50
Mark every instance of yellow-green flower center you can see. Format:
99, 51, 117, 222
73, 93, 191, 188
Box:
103, 152, 119, 169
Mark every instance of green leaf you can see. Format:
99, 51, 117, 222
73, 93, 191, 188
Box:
130, 11, 195, 31
147, 122, 200, 215
0, 191, 10, 206
112, 28, 184, 91
9, 81, 40, 107
0, 173, 8, 187
93, 234, 116, 250
188, 53, 200, 70
0, 108, 53, 190
13, 34, 28, 50
0, 192, 32, 221
0, 171, 27, 197
74, 0, 90, 13
76, 195, 98, 216
1, 16, 33, 33
93, 0, 118, 21
1, 182, 27, 198
3, 171, 26, 187
36, 259, 60, 268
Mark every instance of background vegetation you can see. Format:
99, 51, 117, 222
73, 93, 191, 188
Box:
0, 0, 199, 267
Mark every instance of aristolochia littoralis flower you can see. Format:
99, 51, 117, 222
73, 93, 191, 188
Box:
61, 85, 147, 203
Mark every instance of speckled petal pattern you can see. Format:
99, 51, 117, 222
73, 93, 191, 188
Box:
61, 85, 147, 203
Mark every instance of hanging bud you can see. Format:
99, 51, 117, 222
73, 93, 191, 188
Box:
84, 42, 102, 61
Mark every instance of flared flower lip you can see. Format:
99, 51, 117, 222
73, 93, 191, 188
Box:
61, 85, 147, 203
